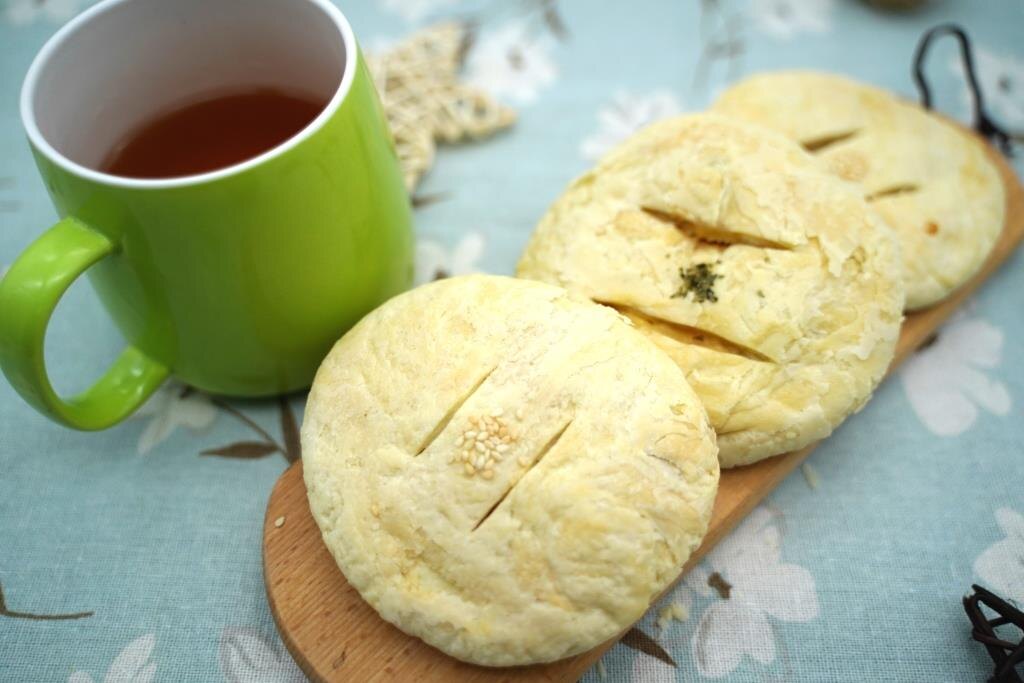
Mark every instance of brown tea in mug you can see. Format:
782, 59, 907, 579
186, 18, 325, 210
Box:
101, 88, 327, 179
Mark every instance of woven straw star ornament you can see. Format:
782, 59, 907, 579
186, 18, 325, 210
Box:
367, 23, 517, 191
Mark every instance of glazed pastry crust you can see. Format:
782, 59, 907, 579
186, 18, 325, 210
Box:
302, 275, 719, 666
714, 70, 1005, 310
517, 114, 904, 466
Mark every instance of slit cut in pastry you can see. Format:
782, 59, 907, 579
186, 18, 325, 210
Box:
801, 128, 861, 152
641, 207, 793, 250
601, 302, 775, 363
517, 114, 904, 466
302, 275, 719, 666
414, 366, 495, 456
866, 183, 920, 201
472, 419, 572, 532
714, 70, 1005, 310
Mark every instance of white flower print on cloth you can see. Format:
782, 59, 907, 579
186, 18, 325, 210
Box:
974, 508, 1024, 605
69, 633, 157, 683
414, 232, 486, 285
899, 308, 1011, 437
132, 382, 218, 455
4, 0, 83, 26
379, 0, 460, 25
683, 507, 818, 678
950, 47, 1024, 127
220, 627, 305, 683
629, 655, 677, 683
748, 0, 835, 41
580, 90, 684, 161
465, 20, 558, 106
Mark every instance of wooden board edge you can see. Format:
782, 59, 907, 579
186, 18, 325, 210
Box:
263, 468, 326, 683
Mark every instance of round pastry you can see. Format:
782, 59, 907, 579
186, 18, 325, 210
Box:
302, 274, 719, 666
517, 114, 904, 467
714, 70, 1005, 310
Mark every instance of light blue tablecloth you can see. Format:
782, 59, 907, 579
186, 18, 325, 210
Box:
1, 1, 1022, 681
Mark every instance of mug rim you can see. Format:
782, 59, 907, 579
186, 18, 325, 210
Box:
19, 0, 358, 190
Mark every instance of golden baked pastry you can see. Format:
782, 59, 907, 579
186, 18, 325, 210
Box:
517, 114, 904, 466
302, 275, 719, 666
714, 70, 1005, 310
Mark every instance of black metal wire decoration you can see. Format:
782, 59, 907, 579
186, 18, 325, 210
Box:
912, 24, 1015, 157
963, 584, 1024, 682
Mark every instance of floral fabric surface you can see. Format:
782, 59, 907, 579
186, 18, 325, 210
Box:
1, 1, 1022, 681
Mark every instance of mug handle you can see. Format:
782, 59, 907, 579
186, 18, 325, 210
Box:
0, 217, 169, 429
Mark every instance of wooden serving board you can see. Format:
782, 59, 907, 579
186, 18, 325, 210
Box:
263, 142, 1024, 683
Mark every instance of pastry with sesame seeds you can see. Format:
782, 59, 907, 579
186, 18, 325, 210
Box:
517, 114, 904, 466
302, 274, 719, 666
714, 71, 1005, 310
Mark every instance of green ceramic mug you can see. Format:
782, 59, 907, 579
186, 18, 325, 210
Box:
0, 0, 413, 430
